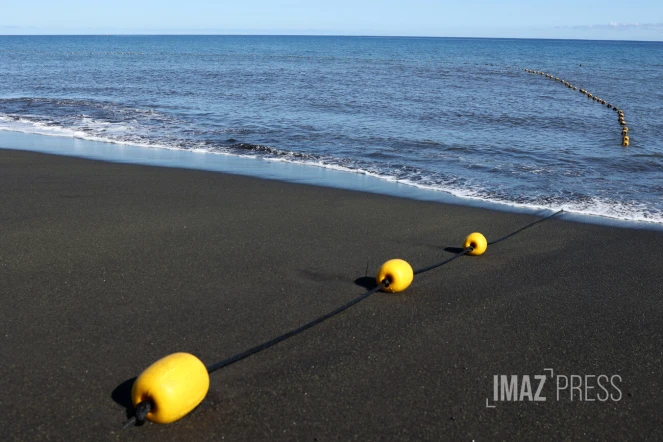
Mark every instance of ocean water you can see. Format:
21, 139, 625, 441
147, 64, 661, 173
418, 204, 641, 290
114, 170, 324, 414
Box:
1, 35, 662, 223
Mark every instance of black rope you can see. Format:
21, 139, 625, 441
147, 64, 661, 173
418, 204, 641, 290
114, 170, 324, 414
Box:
123, 208, 564, 428
206, 280, 388, 373
488, 209, 563, 245
414, 247, 473, 275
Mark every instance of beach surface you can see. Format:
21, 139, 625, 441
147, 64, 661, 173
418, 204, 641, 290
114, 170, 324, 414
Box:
1, 148, 662, 441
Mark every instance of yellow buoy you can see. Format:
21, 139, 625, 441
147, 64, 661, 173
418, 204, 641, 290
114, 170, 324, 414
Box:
607, 104, 612, 108
132, 353, 210, 424
555, 77, 559, 81
573, 86, 577, 90
622, 136, 630, 147
588, 93, 593, 98
622, 127, 629, 135
601, 100, 606, 105
376, 259, 414, 293
463, 232, 488, 256
620, 120, 627, 125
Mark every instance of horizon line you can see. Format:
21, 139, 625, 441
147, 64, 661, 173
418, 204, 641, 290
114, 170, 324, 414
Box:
0, 33, 662, 43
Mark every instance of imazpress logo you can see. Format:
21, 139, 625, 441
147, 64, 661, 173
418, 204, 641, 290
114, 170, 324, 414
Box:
486, 368, 622, 407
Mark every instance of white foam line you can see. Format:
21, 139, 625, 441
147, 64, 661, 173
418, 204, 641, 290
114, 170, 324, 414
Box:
1, 120, 661, 225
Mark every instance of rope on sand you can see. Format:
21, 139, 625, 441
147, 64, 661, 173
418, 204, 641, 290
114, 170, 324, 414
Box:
123, 209, 564, 428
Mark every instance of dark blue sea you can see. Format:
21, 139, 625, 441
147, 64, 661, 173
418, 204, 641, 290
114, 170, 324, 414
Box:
1, 35, 662, 223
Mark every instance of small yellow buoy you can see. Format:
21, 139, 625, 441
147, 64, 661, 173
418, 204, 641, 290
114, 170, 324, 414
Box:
620, 120, 627, 125
132, 353, 210, 424
622, 127, 629, 135
601, 100, 606, 105
588, 93, 593, 98
573, 86, 577, 90
622, 136, 630, 147
376, 259, 414, 293
607, 104, 612, 108
463, 233, 488, 256
555, 77, 559, 81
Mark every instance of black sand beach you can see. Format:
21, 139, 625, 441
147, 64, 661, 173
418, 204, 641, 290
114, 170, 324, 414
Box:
1, 148, 662, 441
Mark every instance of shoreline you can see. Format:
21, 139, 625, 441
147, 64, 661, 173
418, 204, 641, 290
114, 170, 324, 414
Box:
1, 147, 662, 440
1, 130, 661, 230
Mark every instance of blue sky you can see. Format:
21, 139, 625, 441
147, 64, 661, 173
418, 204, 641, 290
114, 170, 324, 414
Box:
1, 0, 662, 40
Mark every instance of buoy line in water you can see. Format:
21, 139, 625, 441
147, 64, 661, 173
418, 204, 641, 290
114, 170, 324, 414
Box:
122, 209, 563, 428
1, 48, 632, 144
523, 68, 630, 146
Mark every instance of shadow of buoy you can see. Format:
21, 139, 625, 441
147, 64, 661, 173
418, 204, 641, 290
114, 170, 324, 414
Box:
112, 377, 137, 420
354, 276, 378, 290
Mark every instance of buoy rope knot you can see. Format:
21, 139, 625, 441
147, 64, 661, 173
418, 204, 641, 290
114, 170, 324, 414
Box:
123, 400, 153, 429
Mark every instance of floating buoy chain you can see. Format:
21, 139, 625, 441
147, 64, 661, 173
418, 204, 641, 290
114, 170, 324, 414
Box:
123, 209, 564, 428
522, 68, 630, 146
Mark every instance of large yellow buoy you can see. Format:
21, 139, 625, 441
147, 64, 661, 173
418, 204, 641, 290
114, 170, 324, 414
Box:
132, 353, 210, 424
463, 232, 488, 256
622, 135, 630, 147
376, 259, 414, 293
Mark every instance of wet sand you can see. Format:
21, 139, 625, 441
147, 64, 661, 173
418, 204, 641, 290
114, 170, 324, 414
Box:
1, 148, 662, 441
